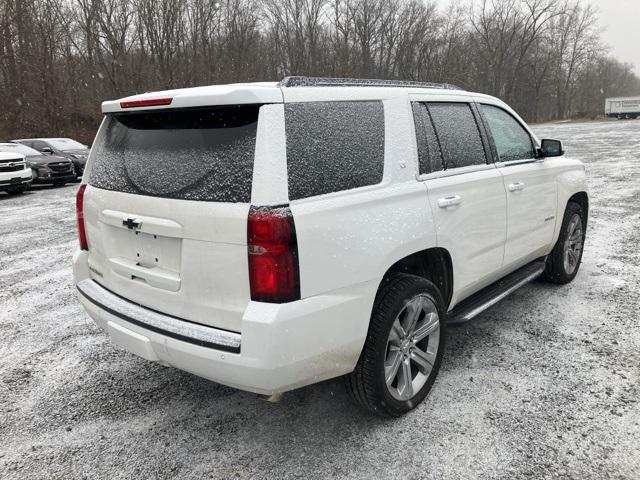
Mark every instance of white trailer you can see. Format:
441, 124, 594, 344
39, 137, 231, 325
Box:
605, 97, 640, 119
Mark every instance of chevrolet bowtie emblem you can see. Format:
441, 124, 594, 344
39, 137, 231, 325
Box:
122, 217, 142, 230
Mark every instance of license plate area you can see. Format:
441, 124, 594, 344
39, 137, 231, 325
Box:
133, 230, 180, 271
99, 213, 183, 291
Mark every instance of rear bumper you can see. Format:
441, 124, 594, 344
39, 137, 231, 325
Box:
73, 250, 376, 395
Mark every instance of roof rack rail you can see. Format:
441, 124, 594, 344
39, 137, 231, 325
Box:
279, 76, 462, 90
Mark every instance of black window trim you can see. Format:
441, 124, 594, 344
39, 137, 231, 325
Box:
476, 102, 539, 166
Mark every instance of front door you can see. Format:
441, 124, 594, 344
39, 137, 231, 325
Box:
478, 103, 557, 269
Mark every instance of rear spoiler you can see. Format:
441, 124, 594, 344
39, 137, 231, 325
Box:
102, 84, 283, 114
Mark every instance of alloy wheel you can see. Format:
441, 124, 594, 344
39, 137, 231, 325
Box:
563, 213, 583, 275
384, 295, 440, 401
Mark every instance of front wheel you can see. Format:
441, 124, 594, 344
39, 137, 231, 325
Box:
345, 274, 446, 417
544, 201, 586, 284
7, 185, 27, 195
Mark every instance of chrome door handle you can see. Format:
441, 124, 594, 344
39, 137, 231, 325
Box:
437, 195, 462, 208
508, 182, 525, 192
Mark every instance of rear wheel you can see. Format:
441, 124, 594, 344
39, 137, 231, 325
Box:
345, 274, 446, 417
544, 201, 585, 284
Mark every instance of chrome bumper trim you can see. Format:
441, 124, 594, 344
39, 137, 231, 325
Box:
76, 279, 241, 353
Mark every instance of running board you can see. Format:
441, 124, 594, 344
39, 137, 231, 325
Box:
447, 259, 547, 325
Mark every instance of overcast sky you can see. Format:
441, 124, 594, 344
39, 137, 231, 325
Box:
437, 0, 640, 74
589, 0, 640, 74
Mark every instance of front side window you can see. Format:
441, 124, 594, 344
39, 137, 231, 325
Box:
89, 105, 259, 202
285, 101, 385, 200
480, 104, 534, 162
427, 103, 487, 169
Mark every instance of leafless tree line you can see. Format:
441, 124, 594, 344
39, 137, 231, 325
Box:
1, 0, 639, 141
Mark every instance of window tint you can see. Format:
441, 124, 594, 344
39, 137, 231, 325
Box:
480, 104, 534, 161
412, 102, 444, 174
427, 103, 487, 169
89, 105, 259, 202
285, 101, 384, 200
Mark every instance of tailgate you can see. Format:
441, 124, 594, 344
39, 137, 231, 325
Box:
84, 188, 249, 332
82, 104, 262, 333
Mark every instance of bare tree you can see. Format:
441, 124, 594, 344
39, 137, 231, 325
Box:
1, 0, 639, 141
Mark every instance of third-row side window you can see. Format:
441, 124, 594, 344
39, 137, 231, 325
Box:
285, 101, 385, 200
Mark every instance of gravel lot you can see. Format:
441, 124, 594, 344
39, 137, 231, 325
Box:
1, 120, 639, 479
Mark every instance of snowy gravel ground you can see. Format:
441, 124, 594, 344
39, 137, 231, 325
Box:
1, 120, 638, 479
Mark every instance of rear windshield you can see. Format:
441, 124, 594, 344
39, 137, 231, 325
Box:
89, 105, 259, 202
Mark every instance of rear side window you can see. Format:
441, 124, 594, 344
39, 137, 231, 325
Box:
427, 103, 487, 169
89, 105, 259, 202
479, 104, 534, 161
285, 101, 384, 200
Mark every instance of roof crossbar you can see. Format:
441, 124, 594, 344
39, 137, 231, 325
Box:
279, 76, 462, 90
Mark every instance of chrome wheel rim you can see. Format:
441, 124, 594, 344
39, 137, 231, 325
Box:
563, 214, 583, 275
385, 295, 440, 401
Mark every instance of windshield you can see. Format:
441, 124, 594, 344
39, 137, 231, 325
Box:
0, 143, 42, 156
47, 138, 86, 151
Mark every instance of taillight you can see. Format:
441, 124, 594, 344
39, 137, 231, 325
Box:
76, 185, 88, 250
247, 206, 300, 303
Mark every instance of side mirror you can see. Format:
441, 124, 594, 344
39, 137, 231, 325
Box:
41, 147, 54, 155
539, 139, 564, 158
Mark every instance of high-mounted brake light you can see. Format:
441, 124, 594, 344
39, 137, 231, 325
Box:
120, 97, 173, 109
247, 206, 300, 303
76, 185, 88, 250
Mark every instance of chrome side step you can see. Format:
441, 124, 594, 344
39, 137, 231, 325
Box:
447, 259, 547, 325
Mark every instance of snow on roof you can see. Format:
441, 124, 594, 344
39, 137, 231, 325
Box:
101, 77, 506, 114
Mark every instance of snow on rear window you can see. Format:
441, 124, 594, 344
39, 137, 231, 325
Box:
89, 105, 259, 202
285, 101, 384, 200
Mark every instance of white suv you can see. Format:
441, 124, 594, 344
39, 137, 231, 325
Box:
73, 77, 588, 416
0, 152, 32, 194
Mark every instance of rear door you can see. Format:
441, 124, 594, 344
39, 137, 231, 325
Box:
478, 103, 557, 268
412, 100, 507, 306
83, 104, 264, 333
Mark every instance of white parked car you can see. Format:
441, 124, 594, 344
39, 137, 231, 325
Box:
73, 77, 588, 416
0, 152, 32, 194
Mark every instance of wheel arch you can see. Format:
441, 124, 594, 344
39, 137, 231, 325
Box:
378, 248, 454, 310
568, 191, 589, 223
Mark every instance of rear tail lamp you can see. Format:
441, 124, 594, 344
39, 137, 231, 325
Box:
247, 206, 300, 303
76, 184, 88, 250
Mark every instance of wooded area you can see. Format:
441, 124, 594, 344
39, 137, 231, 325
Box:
1, 0, 639, 142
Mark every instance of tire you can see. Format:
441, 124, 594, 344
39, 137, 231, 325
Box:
345, 273, 446, 417
544, 201, 586, 284
7, 185, 27, 195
